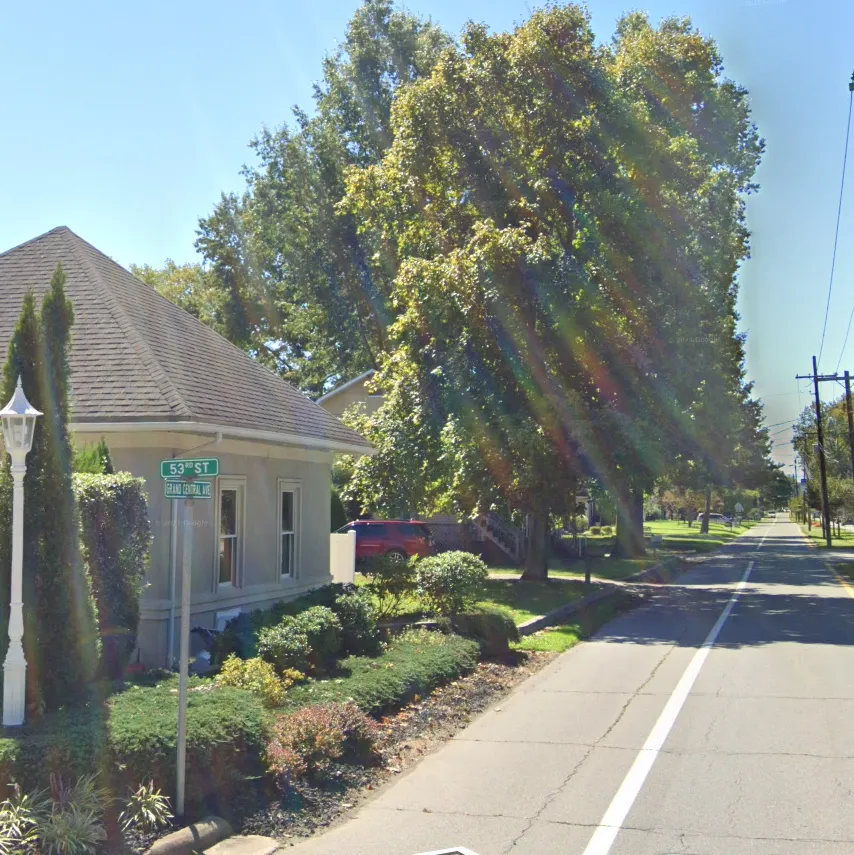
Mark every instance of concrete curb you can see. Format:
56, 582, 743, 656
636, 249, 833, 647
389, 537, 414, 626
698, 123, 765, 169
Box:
516, 555, 687, 637
145, 817, 233, 855
517, 586, 614, 635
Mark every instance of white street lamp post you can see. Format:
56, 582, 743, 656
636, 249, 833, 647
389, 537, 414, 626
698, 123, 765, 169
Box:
0, 378, 42, 726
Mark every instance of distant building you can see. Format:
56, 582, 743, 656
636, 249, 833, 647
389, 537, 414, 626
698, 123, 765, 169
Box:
317, 369, 382, 418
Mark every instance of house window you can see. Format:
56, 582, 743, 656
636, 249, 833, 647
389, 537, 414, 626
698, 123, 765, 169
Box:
279, 480, 301, 579
217, 478, 245, 587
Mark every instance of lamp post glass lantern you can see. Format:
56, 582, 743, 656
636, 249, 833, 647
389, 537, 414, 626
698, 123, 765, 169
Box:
0, 377, 42, 726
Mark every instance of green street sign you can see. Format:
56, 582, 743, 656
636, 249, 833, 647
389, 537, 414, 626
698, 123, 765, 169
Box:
160, 458, 219, 479
165, 480, 212, 500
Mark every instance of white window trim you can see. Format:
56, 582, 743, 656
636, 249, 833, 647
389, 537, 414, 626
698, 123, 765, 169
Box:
215, 476, 246, 591
278, 478, 302, 582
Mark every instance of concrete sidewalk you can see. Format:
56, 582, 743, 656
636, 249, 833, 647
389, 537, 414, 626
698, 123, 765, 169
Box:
278, 524, 773, 855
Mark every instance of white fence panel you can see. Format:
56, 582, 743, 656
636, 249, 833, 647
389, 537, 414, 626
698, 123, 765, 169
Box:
330, 530, 356, 584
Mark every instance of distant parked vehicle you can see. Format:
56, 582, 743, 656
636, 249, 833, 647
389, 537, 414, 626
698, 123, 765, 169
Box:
338, 519, 435, 562
697, 513, 730, 525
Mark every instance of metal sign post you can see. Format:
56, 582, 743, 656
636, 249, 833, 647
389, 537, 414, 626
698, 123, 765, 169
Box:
176, 494, 193, 817
160, 457, 219, 817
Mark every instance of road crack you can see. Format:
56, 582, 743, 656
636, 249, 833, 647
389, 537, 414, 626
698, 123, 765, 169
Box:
502, 745, 596, 852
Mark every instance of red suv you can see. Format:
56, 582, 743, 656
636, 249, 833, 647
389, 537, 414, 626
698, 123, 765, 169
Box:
338, 520, 435, 562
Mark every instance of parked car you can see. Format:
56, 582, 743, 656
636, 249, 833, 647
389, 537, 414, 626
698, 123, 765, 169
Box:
697, 513, 731, 525
338, 519, 435, 562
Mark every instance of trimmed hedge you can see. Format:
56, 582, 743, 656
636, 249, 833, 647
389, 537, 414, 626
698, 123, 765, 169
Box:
446, 607, 520, 656
284, 630, 480, 716
108, 683, 265, 804
74, 472, 152, 678
0, 683, 265, 813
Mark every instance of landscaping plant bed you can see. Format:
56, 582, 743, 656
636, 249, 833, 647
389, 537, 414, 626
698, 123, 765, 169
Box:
222, 652, 554, 844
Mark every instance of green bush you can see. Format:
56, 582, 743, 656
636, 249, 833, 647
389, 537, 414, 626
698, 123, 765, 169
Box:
589, 526, 601, 535
214, 656, 304, 707
415, 551, 489, 616
209, 584, 350, 664
333, 590, 380, 655
258, 607, 341, 674
0, 776, 109, 855
0, 686, 265, 813
359, 554, 417, 618
573, 515, 588, 533
265, 702, 379, 783
446, 607, 520, 656
601, 525, 613, 536
0, 706, 108, 794
118, 780, 173, 836
284, 629, 480, 716
107, 684, 265, 806
74, 473, 152, 679
748, 508, 762, 521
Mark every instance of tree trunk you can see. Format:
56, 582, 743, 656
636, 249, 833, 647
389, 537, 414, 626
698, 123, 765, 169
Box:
700, 486, 712, 534
521, 511, 548, 580
615, 488, 646, 557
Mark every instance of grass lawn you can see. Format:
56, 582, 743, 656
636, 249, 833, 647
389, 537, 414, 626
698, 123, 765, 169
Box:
513, 590, 636, 653
644, 519, 755, 553
547, 556, 668, 582
803, 524, 854, 551
475, 578, 588, 624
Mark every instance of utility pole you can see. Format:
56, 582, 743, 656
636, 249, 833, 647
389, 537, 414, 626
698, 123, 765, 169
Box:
813, 356, 833, 548
795, 359, 854, 545
845, 371, 854, 482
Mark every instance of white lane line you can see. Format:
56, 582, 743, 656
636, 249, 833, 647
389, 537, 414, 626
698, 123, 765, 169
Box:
580, 527, 771, 855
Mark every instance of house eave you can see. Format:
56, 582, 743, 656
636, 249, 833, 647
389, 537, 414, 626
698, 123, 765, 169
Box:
69, 420, 375, 456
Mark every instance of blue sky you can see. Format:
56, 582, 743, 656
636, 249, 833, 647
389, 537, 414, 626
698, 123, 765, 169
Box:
1, 0, 853, 468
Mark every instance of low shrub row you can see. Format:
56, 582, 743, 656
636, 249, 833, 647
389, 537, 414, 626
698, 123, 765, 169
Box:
442, 607, 521, 656
0, 628, 478, 815
283, 629, 480, 715
0, 684, 266, 812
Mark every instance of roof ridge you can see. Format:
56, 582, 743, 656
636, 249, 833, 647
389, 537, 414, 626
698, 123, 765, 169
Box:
0, 225, 71, 260
58, 229, 193, 419
57, 231, 367, 439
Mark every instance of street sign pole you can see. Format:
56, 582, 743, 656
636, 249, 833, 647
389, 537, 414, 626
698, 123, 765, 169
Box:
176, 495, 193, 817
159, 456, 219, 817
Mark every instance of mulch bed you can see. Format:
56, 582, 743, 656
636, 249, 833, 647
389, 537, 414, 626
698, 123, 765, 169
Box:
227, 650, 556, 846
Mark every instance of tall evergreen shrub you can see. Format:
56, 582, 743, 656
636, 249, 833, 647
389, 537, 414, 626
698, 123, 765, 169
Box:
0, 265, 98, 713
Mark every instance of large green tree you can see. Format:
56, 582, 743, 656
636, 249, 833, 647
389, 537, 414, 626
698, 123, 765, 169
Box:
154, 0, 452, 396
341, 5, 765, 572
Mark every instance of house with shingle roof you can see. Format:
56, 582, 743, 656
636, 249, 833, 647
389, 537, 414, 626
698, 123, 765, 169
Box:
0, 226, 372, 666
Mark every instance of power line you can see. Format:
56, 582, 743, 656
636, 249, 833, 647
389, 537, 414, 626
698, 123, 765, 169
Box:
818, 74, 854, 369
764, 418, 801, 429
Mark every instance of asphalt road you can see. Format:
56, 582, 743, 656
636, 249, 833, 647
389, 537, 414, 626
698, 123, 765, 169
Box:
283, 519, 854, 855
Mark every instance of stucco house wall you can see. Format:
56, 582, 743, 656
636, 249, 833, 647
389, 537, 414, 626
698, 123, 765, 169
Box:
99, 431, 333, 667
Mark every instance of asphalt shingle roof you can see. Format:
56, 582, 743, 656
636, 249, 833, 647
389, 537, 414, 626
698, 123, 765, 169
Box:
0, 227, 371, 451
